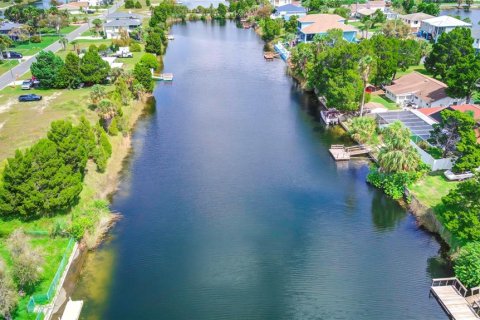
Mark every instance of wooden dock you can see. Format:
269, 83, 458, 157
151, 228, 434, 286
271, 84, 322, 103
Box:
430, 277, 480, 320
263, 52, 278, 61
329, 144, 370, 161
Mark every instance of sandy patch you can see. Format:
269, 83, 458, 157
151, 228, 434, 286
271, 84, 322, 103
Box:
0, 121, 5, 131
0, 97, 17, 114
35, 92, 62, 113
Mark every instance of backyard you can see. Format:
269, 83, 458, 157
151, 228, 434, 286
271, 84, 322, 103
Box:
370, 94, 398, 110
409, 172, 459, 208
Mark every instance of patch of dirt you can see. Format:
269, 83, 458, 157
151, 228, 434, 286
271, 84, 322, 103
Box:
35, 92, 62, 113
0, 121, 5, 131
0, 97, 17, 114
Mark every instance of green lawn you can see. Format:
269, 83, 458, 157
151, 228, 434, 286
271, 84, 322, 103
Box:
0, 60, 19, 75
396, 64, 432, 79
81, 29, 97, 37
409, 172, 459, 208
349, 21, 383, 32
11, 36, 61, 56
370, 94, 398, 110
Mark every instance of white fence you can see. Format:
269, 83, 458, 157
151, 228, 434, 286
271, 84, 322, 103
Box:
410, 141, 453, 171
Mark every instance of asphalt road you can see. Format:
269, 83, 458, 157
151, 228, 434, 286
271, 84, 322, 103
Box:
0, 1, 123, 90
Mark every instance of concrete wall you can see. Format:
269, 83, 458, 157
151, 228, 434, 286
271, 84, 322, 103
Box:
410, 141, 453, 171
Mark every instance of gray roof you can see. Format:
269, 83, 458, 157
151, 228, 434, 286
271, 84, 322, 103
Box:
0, 21, 24, 32
472, 28, 480, 40
104, 19, 142, 27
106, 12, 143, 20
377, 111, 433, 140
400, 12, 434, 21
275, 4, 307, 13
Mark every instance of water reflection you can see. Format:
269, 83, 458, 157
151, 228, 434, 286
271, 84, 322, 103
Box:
371, 190, 407, 232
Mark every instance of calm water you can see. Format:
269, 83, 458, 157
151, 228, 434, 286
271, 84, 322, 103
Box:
441, 8, 480, 29
73, 21, 451, 319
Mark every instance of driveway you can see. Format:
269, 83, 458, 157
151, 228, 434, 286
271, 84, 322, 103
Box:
0, 0, 123, 90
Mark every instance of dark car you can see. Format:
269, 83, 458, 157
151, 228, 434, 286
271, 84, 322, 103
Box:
18, 94, 42, 102
2, 51, 23, 59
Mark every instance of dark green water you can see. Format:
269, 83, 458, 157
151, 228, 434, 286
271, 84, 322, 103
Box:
74, 21, 451, 319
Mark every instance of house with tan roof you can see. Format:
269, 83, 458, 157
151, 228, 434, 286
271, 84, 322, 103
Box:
384, 72, 466, 108
400, 12, 434, 32
419, 15, 471, 43
349, 1, 386, 16
297, 14, 358, 42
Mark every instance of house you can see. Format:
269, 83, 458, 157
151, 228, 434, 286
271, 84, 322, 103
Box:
349, 0, 386, 17
400, 12, 434, 32
297, 14, 358, 43
419, 104, 480, 122
472, 29, 480, 53
419, 104, 480, 143
270, 0, 291, 7
384, 72, 466, 108
57, 2, 89, 13
0, 21, 25, 39
104, 12, 143, 39
419, 15, 471, 42
271, 4, 306, 20
87, 0, 104, 6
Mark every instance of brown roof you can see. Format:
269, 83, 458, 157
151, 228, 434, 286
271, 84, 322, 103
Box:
451, 104, 480, 120
418, 106, 448, 116
58, 1, 88, 8
298, 14, 358, 34
349, 1, 386, 11
385, 72, 448, 103
400, 12, 434, 21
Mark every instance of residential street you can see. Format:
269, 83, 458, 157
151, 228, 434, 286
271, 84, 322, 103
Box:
0, 0, 123, 90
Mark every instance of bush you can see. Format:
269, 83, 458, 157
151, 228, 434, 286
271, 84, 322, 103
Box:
30, 35, 41, 43
139, 53, 159, 70
125, 0, 134, 8
454, 242, 480, 288
146, 0, 150, 6
134, 0, 142, 8
129, 42, 142, 52
367, 166, 425, 199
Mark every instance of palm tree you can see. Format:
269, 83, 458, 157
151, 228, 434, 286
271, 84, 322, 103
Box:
0, 35, 13, 61
60, 37, 68, 51
92, 19, 103, 37
378, 121, 421, 173
358, 55, 374, 117
97, 99, 117, 130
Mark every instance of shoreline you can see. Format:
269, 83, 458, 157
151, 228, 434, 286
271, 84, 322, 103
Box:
48, 95, 156, 318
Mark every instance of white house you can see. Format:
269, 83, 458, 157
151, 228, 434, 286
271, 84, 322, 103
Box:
270, 0, 291, 7
271, 4, 306, 20
104, 12, 143, 39
419, 15, 471, 42
384, 72, 466, 108
400, 12, 434, 32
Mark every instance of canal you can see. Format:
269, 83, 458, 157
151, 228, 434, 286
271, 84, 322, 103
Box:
73, 21, 451, 319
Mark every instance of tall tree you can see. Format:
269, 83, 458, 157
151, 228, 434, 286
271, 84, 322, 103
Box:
30, 51, 64, 89
378, 121, 421, 173
133, 61, 154, 92
445, 54, 480, 104
425, 27, 475, 80
80, 50, 110, 85
369, 35, 399, 86
57, 52, 82, 89
359, 55, 374, 116
439, 174, 480, 242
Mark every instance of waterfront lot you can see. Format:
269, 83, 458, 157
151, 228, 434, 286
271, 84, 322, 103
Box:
409, 172, 459, 208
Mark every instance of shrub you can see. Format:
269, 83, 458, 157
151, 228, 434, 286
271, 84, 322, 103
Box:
454, 242, 480, 288
134, 0, 142, 8
129, 42, 142, 52
30, 35, 41, 43
367, 166, 425, 199
146, 0, 150, 6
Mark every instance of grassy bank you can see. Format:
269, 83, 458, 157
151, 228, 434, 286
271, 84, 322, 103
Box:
0, 29, 154, 317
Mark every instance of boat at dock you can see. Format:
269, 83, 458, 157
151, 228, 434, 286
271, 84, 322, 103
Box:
168, 35, 175, 40
320, 108, 341, 125
151, 69, 174, 81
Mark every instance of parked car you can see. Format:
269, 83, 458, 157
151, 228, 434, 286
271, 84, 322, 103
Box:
21, 80, 33, 90
18, 94, 42, 102
116, 51, 133, 58
2, 51, 23, 59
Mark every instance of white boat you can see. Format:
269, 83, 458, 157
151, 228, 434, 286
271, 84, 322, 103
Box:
444, 170, 474, 181
161, 73, 174, 81
167, 35, 175, 40
320, 108, 341, 125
